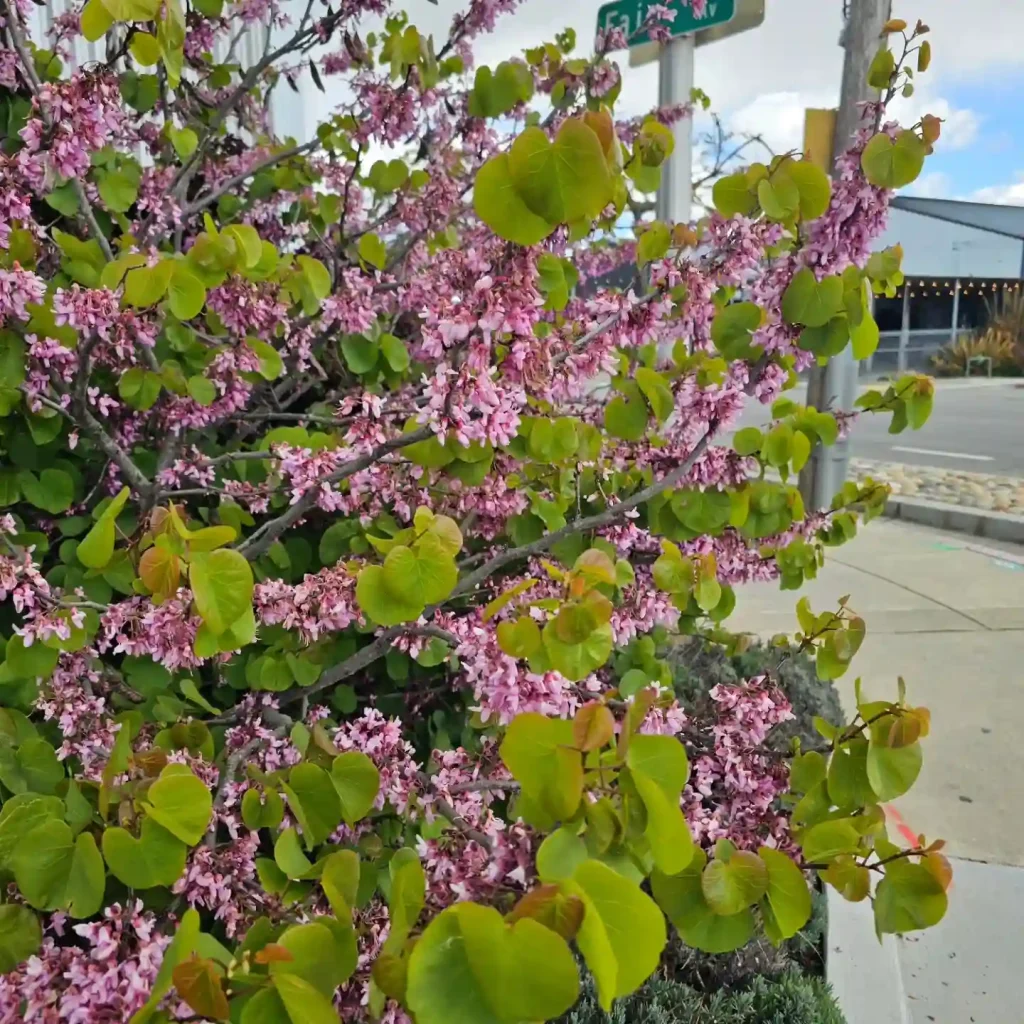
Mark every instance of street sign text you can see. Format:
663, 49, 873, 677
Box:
596, 0, 736, 50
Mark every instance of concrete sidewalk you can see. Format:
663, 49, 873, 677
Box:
731, 518, 1024, 1023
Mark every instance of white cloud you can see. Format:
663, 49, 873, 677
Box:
376, 0, 1009, 123
725, 89, 837, 157
279, 0, 999, 192
889, 91, 980, 150
890, 1, 1024, 78
969, 174, 1024, 207
935, 101, 981, 150
904, 171, 952, 199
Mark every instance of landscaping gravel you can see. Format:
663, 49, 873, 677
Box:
850, 458, 1024, 516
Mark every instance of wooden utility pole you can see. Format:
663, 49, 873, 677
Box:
800, 0, 892, 510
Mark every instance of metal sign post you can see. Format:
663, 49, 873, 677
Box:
656, 35, 695, 226
595, 0, 765, 228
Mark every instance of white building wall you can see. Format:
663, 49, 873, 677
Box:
26, 5, 272, 125
877, 207, 1024, 280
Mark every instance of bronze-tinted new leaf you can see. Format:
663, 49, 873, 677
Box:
172, 956, 229, 1020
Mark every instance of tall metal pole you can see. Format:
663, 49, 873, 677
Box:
656, 34, 695, 226
801, 0, 892, 510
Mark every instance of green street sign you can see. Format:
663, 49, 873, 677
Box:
596, 0, 736, 50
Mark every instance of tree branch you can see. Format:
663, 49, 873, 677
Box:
273, 628, 403, 710
65, 341, 152, 495
446, 424, 718, 602
236, 425, 434, 560
415, 771, 494, 850
206, 737, 261, 848
443, 778, 520, 795
178, 139, 319, 226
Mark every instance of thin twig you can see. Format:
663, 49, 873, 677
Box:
415, 771, 493, 850
206, 738, 261, 848
236, 425, 434, 561
180, 140, 319, 224
446, 425, 718, 603
443, 778, 520, 795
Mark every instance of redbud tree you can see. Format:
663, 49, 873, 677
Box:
0, 0, 948, 1020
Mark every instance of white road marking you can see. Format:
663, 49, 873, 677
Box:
891, 446, 994, 462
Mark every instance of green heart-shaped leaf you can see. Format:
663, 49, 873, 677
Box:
651, 848, 754, 955
269, 921, 357, 996
569, 859, 666, 1009
281, 763, 342, 848
102, 817, 187, 888
406, 901, 579, 1024
11, 820, 105, 917
508, 118, 612, 226
141, 765, 212, 845
331, 751, 380, 825
0, 904, 41, 973
473, 152, 554, 247
781, 268, 845, 327
500, 713, 582, 827
861, 130, 926, 189
758, 847, 812, 941
701, 849, 768, 915
188, 548, 254, 634
355, 564, 425, 626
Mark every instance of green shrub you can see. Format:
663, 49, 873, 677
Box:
558, 892, 838, 1024
659, 888, 828, 992
559, 970, 844, 1024
669, 637, 844, 753
930, 330, 1018, 377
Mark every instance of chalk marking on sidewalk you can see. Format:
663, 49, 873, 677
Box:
891, 446, 994, 462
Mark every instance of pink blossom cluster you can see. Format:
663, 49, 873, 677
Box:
99, 590, 204, 672
206, 280, 289, 338
0, 902, 172, 1024
216, 694, 303, 827
448, 612, 582, 724
254, 561, 362, 642
609, 572, 680, 644
24, 335, 78, 407
273, 442, 353, 509
419, 364, 525, 448
16, 604, 85, 647
331, 708, 421, 815
337, 901, 411, 1024
0, 47, 22, 89
34, 651, 117, 777
52, 286, 159, 367
18, 70, 129, 184
0, 183, 33, 249
172, 833, 265, 937
685, 677, 795, 850
0, 265, 45, 326
804, 114, 892, 275
320, 269, 379, 336
0, 545, 51, 612
417, 747, 532, 904
159, 344, 258, 433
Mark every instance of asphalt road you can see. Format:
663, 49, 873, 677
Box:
736, 378, 1024, 477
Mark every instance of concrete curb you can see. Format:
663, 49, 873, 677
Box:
828, 858, 1024, 1023
826, 890, 910, 1024
883, 494, 1024, 544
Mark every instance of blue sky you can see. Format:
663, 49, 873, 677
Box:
906, 70, 1024, 203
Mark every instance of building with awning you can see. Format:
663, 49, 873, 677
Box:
868, 195, 1024, 374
